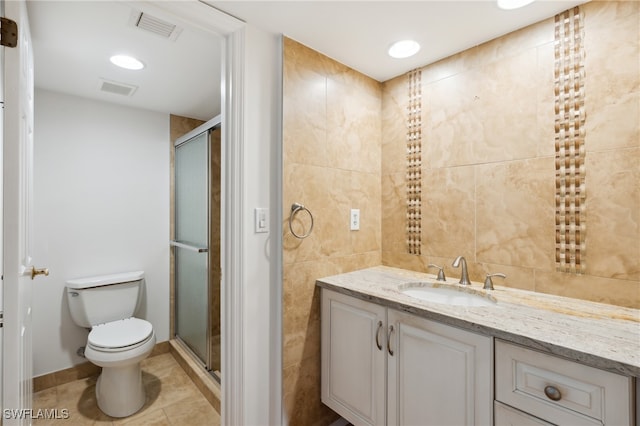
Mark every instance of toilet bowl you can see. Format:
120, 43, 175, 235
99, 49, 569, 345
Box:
85, 318, 156, 417
66, 271, 156, 418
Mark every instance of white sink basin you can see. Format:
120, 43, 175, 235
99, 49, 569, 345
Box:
400, 283, 497, 307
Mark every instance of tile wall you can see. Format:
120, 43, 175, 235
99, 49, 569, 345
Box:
282, 38, 382, 425
382, 1, 639, 308
283, 2, 638, 424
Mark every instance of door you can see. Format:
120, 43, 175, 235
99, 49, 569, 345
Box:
3, 0, 41, 423
387, 310, 492, 426
173, 130, 210, 365
321, 289, 386, 426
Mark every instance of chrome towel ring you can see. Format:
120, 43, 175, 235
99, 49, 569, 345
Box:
289, 203, 314, 239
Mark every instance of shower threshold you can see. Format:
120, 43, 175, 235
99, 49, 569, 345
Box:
170, 338, 221, 411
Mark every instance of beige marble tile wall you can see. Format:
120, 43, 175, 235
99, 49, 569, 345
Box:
382, 1, 639, 308
282, 37, 382, 425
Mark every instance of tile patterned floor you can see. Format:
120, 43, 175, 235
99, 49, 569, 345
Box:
33, 353, 221, 425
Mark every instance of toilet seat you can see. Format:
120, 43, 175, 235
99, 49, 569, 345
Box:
89, 317, 153, 352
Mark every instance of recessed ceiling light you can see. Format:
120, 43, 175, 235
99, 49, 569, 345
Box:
497, 0, 535, 10
388, 40, 421, 59
110, 55, 145, 70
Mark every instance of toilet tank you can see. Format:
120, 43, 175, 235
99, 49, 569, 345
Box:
66, 271, 144, 328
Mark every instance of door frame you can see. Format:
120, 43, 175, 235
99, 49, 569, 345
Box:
1, 0, 283, 422
129, 2, 282, 425
0, 0, 282, 425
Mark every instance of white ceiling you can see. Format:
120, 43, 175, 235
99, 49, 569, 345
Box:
27, 1, 222, 121
211, 0, 587, 82
27, 1, 587, 120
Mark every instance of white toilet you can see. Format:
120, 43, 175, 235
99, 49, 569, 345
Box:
66, 271, 156, 418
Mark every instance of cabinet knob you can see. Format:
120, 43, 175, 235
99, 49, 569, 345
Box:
544, 385, 562, 401
375, 321, 383, 351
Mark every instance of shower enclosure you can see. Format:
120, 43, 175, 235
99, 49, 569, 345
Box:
171, 115, 221, 381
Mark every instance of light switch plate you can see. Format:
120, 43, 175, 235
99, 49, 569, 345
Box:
255, 208, 269, 233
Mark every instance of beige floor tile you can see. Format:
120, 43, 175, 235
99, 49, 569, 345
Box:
141, 353, 179, 374
55, 376, 97, 407
116, 408, 171, 426
162, 394, 220, 426
33, 387, 58, 410
32, 353, 218, 426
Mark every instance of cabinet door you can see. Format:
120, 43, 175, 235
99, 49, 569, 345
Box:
321, 289, 387, 426
387, 310, 492, 426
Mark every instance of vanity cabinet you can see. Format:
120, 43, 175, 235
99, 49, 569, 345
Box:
386, 309, 492, 425
494, 340, 633, 426
321, 289, 492, 426
321, 289, 386, 425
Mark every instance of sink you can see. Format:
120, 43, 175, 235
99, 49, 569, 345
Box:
399, 282, 497, 307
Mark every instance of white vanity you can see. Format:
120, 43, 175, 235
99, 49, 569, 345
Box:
494, 340, 631, 425
318, 266, 638, 426
322, 289, 492, 425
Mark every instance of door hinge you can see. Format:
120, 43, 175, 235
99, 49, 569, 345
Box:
1, 17, 18, 48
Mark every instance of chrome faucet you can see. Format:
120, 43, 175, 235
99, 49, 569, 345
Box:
483, 273, 506, 290
452, 256, 471, 285
427, 264, 446, 281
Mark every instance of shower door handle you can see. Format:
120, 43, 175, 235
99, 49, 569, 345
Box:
170, 240, 209, 253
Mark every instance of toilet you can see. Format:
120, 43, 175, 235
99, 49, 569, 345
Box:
66, 271, 156, 418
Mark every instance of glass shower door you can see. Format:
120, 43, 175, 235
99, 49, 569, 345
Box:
174, 131, 210, 364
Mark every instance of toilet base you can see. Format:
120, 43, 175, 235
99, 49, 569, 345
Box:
84, 329, 155, 418
96, 364, 145, 418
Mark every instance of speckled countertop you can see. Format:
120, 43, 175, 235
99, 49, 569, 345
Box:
316, 266, 640, 377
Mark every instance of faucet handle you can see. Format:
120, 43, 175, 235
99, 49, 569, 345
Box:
483, 273, 506, 290
427, 264, 446, 281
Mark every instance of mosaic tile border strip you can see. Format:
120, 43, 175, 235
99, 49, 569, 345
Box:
554, 6, 586, 274
406, 69, 422, 255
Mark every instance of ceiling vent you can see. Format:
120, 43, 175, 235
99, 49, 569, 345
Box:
131, 11, 182, 41
98, 78, 138, 97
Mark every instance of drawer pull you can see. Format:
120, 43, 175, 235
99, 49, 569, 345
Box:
544, 385, 562, 401
375, 321, 383, 351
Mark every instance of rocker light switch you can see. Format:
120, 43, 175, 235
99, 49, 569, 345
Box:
255, 208, 269, 233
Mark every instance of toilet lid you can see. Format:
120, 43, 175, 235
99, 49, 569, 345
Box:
89, 318, 153, 349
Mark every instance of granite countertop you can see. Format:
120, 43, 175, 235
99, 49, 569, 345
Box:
316, 266, 640, 377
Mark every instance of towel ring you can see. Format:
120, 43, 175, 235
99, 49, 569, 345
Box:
289, 203, 314, 239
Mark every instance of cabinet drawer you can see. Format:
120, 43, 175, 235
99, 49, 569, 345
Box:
495, 340, 632, 425
495, 401, 553, 426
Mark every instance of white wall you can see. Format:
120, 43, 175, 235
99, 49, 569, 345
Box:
240, 26, 282, 426
32, 89, 170, 376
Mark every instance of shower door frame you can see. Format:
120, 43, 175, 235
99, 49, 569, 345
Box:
172, 115, 221, 375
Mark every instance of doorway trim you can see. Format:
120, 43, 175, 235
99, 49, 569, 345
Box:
129, 2, 280, 425
220, 25, 246, 426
